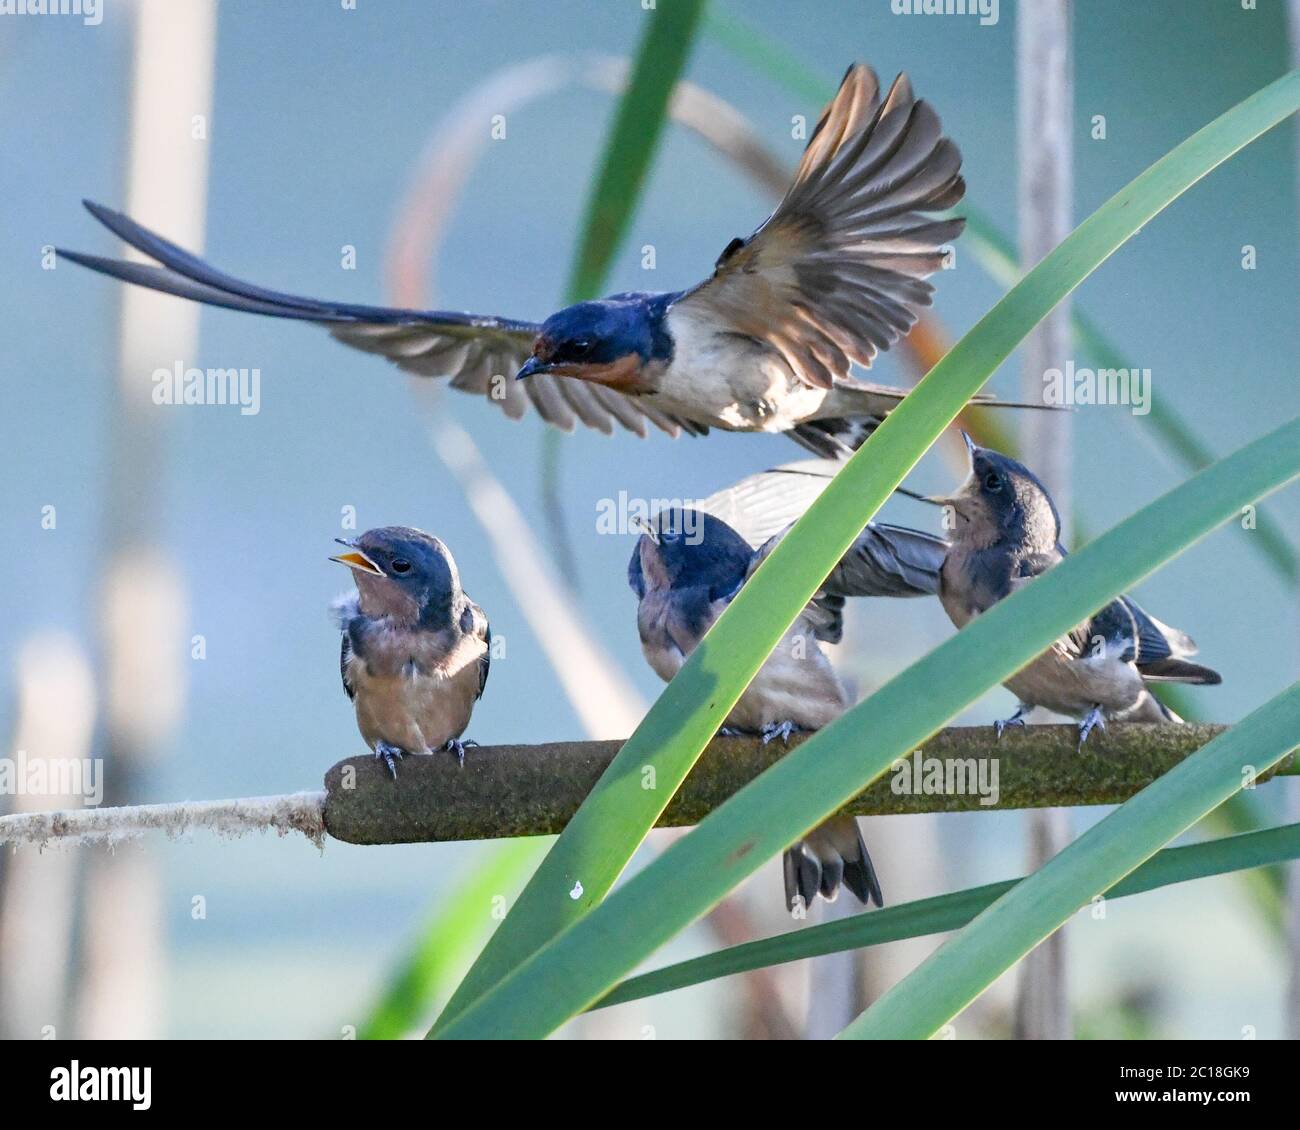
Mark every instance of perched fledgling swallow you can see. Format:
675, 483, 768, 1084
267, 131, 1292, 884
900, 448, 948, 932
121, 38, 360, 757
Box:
627, 467, 949, 912
933, 435, 1221, 746
59, 65, 1049, 457
330, 527, 490, 778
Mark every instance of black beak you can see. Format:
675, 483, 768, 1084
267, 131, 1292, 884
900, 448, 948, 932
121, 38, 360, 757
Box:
894, 484, 943, 507
630, 517, 660, 544
961, 430, 978, 456
516, 356, 551, 381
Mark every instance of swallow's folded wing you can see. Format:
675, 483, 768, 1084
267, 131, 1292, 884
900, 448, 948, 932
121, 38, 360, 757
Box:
459, 598, 492, 701
59, 201, 690, 439
1119, 597, 1197, 662
1073, 596, 1221, 685
672, 64, 965, 390
334, 595, 361, 702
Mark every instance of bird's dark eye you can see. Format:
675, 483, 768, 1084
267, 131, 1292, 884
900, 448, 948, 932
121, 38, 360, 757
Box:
983, 471, 1002, 492
569, 338, 593, 358
391, 558, 412, 575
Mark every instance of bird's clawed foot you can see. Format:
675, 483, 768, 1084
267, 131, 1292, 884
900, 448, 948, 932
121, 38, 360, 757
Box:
761, 720, 801, 746
719, 726, 747, 738
993, 705, 1030, 740
443, 738, 478, 767
374, 741, 405, 779
1077, 706, 1107, 749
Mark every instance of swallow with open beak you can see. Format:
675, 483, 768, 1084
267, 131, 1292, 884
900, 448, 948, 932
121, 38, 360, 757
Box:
59, 65, 1053, 457
628, 463, 950, 913
330, 527, 490, 778
933, 434, 1221, 746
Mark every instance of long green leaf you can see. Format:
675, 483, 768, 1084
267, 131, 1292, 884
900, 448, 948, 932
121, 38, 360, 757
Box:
1154, 683, 1286, 926
842, 686, 1300, 1039
543, 0, 709, 569
359, 840, 546, 1039
431, 73, 1300, 1039
564, 0, 707, 303
595, 821, 1300, 1009
961, 208, 1291, 916
708, 10, 1299, 587
435, 2, 707, 1032
435, 414, 1300, 1040
703, 5, 827, 103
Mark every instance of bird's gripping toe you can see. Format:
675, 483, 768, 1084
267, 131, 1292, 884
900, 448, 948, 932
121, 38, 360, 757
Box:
443, 738, 477, 767
374, 741, 405, 779
994, 704, 1031, 740
1078, 705, 1107, 749
761, 720, 803, 746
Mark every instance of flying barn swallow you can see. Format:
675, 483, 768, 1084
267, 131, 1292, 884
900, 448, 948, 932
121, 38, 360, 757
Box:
331, 527, 490, 778
932, 435, 1221, 746
627, 464, 949, 912
59, 65, 1049, 457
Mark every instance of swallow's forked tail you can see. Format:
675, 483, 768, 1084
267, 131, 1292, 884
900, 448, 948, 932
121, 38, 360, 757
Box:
784, 813, 883, 913
791, 387, 1063, 459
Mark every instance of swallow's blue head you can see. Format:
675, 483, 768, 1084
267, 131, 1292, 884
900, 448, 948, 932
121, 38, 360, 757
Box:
517, 293, 674, 389
330, 526, 461, 627
628, 508, 754, 602
936, 434, 1061, 551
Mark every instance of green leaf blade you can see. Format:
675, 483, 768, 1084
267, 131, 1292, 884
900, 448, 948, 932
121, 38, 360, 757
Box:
564, 0, 708, 304
359, 840, 546, 1039
596, 822, 1300, 1010
840, 689, 1300, 1039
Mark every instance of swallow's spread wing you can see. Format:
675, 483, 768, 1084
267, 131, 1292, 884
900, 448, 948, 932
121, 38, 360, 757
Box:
697, 459, 842, 547
672, 65, 965, 390
58, 201, 684, 439
745, 516, 944, 645
825, 522, 949, 602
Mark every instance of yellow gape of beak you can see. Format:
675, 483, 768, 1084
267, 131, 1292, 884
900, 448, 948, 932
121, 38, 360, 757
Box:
329, 550, 384, 576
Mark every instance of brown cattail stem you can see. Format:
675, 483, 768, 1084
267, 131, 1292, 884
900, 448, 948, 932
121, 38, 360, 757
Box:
3, 725, 1293, 851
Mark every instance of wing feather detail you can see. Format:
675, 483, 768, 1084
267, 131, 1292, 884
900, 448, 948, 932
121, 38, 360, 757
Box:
673, 66, 965, 390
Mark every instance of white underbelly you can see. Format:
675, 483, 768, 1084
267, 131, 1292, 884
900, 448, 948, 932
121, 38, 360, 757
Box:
659, 309, 830, 430
1005, 648, 1147, 720
727, 626, 847, 732
642, 612, 845, 732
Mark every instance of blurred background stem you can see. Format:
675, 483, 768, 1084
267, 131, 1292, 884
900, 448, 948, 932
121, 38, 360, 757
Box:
1013, 0, 1075, 1042
74, 0, 216, 1039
